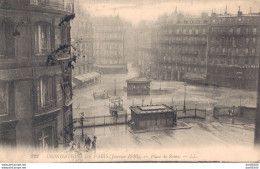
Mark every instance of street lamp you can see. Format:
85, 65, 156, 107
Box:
183, 82, 187, 113
237, 71, 243, 107
195, 103, 197, 118
160, 78, 161, 91
80, 112, 84, 141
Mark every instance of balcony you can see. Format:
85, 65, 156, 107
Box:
37, 99, 57, 114
30, 0, 74, 13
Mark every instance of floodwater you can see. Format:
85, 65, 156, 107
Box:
73, 63, 256, 151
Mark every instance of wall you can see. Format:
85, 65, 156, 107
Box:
15, 80, 33, 147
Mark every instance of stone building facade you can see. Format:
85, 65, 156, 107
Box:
152, 9, 260, 89
135, 21, 153, 77
70, 0, 99, 88
0, 0, 74, 149
92, 16, 127, 74
153, 12, 209, 83
207, 11, 260, 90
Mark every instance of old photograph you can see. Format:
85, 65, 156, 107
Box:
0, 0, 260, 163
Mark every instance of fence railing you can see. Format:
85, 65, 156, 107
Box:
213, 106, 239, 119
177, 109, 206, 119
74, 114, 131, 128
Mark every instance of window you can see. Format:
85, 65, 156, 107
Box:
252, 48, 256, 55
36, 126, 53, 150
237, 27, 241, 35
232, 38, 236, 46
229, 28, 233, 33
253, 27, 257, 34
55, 27, 61, 49
216, 47, 219, 53
246, 38, 249, 44
0, 82, 12, 115
245, 28, 249, 34
0, 20, 15, 57
37, 77, 56, 110
31, 0, 50, 5
202, 28, 206, 34
253, 38, 256, 44
222, 48, 225, 54
35, 22, 51, 55
0, 21, 4, 56
245, 48, 249, 54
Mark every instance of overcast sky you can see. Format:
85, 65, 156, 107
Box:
78, 0, 260, 25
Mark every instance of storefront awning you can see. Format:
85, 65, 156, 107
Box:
95, 64, 127, 69
73, 72, 100, 83
182, 73, 206, 81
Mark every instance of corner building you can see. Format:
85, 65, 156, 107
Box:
0, 0, 74, 149
154, 13, 209, 83
92, 16, 127, 74
207, 11, 260, 89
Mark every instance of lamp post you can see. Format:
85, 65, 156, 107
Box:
195, 103, 197, 118
159, 78, 161, 91
80, 112, 84, 141
237, 71, 243, 111
114, 79, 116, 96
183, 82, 187, 113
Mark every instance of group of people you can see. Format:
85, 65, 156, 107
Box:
68, 136, 97, 153
84, 136, 97, 152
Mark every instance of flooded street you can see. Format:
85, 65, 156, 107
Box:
73, 63, 257, 118
73, 64, 256, 151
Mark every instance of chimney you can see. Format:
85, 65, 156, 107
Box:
225, 5, 227, 15
238, 6, 243, 16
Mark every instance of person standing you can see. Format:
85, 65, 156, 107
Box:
91, 136, 97, 152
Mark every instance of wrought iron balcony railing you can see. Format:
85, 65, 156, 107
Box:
30, 0, 73, 13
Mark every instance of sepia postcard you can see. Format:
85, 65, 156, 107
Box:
0, 0, 260, 164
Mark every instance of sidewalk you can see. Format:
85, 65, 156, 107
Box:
128, 121, 191, 134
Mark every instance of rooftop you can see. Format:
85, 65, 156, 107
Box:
130, 104, 175, 114
109, 96, 123, 103
126, 77, 151, 83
